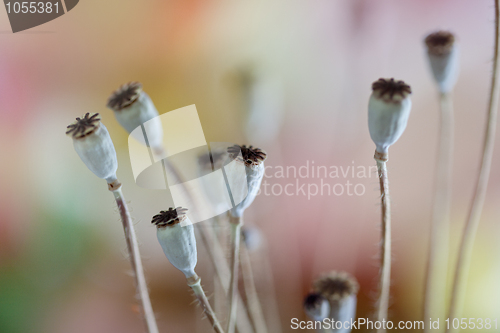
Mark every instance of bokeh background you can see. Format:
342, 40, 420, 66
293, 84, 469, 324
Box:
2, 0, 500, 332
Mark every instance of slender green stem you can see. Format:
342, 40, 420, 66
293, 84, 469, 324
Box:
447, 1, 500, 330
227, 216, 243, 333
240, 239, 268, 333
111, 185, 158, 333
376, 159, 391, 333
188, 275, 225, 333
423, 92, 454, 332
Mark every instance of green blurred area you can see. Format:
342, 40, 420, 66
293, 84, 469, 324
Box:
0, 211, 103, 333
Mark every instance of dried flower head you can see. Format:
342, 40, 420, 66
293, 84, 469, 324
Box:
106, 82, 143, 111
228, 145, 267, 169
154, 207, 197, 278
368, 78, 412, 159
424, 31, 459, 93
66, 112, 101, 139
372, 78, 412, 103
106, 82, 163, 150
425, 31, 455, 56
151, 207, 189, 228
67, 113, 118, 183
303, 293, 331, 321
313, 271, 359, 302
227, 144, 267, 218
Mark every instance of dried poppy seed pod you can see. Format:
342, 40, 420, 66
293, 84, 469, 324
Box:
66, 113, 118, 183
313, 271, 359, 332
107, 82, 164, 151
227, 145, 267, 218
303, 293, 331, 321
152, 207, 198, 279
425, 31, 459, 93
368, 78, 412, 161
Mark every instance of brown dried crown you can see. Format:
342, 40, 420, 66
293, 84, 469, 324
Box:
66, 113, 101, 139
106, 81, 143, 111
152, 207, 188, 228
425, 31, 455, 56
227, 145, 267, 168
312, 271, 359, 302
372, 78, 411, 101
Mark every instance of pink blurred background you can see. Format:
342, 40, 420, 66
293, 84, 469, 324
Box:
2, 0, 500, 332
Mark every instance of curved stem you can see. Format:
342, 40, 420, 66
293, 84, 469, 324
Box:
447, 1, 500, 330
423, 92, 454, 331
376, 159, 391, 333
189, 276, 225, 333
227, 216, 243, 333
112, 186, 158, 333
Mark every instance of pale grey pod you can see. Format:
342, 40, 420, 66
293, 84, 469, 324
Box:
231, 163, 265, 217
152, 208, 197, 279
67, 113, 118, 183
227, 145, 267, 218
313, 271, 359, 333
303, 293, 331, 322
329, 295, 357, 333
368, 78, 412, 156
107, 82, 163, 150
425, 31, 459, 93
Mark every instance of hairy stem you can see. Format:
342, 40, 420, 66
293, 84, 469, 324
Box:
423, 92, 454, 331
111, 186, 158, 333
227, 216, 243, 333
376, 159, 391, 333
447, 1, 500, 330
240, 240, 268, 333
188, 275, 225, 333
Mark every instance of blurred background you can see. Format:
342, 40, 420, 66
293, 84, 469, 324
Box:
2, 0, 500, 332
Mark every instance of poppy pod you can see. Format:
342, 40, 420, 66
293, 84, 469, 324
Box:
152, 207, 197, 279
368, 78, 412, 161
107, 82, 163, 151
227, 145, 267, 218
425, 31, 459, 93
313, 271, 359, 332
66, 113, 118, 183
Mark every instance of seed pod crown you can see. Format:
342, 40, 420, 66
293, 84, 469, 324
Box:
66, 113, 101, 139
372, 78, 412, 103
228, 145, 267, 168
425, 31, 455, 56
107, 82, 143, 111
152, 207, 189, 227
313, 271, 359, 302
